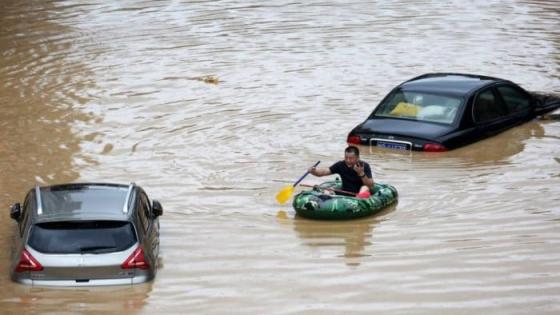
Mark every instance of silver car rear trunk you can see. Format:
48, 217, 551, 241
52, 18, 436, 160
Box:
26, 245, 138, 285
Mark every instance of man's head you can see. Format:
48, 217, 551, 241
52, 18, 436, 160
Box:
344, 146, 360, 167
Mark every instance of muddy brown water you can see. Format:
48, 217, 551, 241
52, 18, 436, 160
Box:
1, 0, 560, 314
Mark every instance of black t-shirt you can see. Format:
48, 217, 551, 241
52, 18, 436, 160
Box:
329, 160, 373, 194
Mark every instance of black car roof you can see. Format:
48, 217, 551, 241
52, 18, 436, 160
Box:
400, 73, 510, 96
31, 182, 135, 223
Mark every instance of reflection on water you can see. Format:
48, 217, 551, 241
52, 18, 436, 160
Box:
1, 0, 560, 313
289, 205, 397, 266
0, 283, 151, 314
364, 120, 546, 167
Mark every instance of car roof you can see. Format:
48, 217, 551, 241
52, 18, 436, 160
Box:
400, 73, 510, 96
31, 182, 135, 223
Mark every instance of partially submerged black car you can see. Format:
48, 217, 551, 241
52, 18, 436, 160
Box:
347, 73, 560, 151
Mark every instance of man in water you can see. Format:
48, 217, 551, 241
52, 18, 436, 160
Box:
308, 146, 374, 198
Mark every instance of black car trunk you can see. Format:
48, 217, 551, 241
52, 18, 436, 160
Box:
357, 117, 454, 142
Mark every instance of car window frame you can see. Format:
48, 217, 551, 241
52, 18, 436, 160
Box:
137, 190, 152, 234
494, 83, 532, 115
19, 190, 34, 237
471, 86, 509, 124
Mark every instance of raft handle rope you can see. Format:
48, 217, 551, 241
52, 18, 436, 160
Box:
300, 183, 357, 197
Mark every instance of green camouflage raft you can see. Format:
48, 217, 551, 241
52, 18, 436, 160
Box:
292, 181, 398, 220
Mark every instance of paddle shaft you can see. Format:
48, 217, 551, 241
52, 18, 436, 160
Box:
292, 161, 320, 187
300, 183, 357, 196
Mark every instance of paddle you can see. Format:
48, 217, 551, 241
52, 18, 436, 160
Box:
299, 183, 357, 196
276, 161, 320, 204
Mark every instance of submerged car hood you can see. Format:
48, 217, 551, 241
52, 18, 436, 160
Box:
356, 117, 455, 140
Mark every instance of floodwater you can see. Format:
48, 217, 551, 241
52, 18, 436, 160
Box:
1, 0, 559, 313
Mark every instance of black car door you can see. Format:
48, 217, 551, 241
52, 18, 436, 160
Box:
472, 87, 512, 138
495, 84, 533, 122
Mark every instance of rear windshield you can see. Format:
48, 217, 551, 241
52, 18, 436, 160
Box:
375, 90, 463, 124
28, 221, 137, 254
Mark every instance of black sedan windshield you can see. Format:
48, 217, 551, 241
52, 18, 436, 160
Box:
374, 90, 463, 124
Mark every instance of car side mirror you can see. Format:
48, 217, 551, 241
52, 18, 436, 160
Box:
10, 203, 21, 221
152, 200, 163, 217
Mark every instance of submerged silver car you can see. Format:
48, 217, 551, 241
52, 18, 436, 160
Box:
9, 183, 162, 286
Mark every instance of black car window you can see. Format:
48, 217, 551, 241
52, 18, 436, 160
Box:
137, 193, 151, 233
20, 193, 34, 236
374, 90, 462, 124
473, 89, 506, 123
28, 221, 137, 254
497, 85, 531, 113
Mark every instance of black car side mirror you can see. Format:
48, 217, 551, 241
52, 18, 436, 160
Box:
152, 200, 163, 217
10, 203, 21, 221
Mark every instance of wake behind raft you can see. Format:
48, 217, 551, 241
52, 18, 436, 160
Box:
292, 180, 398, 220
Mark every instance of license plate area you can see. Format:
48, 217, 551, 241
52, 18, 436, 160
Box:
371, 138, 412, 151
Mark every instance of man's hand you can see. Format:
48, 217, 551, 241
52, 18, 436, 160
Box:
308, 166, 317, 176
353, 162, 365, 177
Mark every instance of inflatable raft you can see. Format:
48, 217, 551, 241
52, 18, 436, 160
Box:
292, 181, 398, 220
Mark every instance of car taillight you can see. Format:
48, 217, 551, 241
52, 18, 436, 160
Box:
15, 249, 43, 272
347, 135, 361, 144
121, 246, 150, 270
423, 143, 448, 152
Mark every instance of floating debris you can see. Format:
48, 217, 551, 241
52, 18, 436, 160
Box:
101, 143, 114, 154
189, 75, 219, 85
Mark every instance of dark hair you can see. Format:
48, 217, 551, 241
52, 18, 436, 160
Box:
344, 145, 360, 156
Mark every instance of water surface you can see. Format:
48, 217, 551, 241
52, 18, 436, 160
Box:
1, 0, 559, 313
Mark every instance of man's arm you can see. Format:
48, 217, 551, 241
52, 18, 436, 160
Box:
360, 174, 374, 187
308, 166, 332, 177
